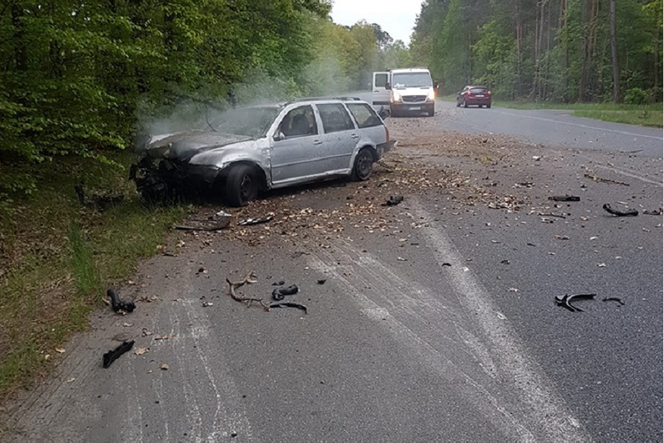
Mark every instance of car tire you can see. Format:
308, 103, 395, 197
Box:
487, 103, 491, 109
463, 100, 468, 108
351, 148, 373, 181
225, 164, 258, 207
456, 101, 460, 108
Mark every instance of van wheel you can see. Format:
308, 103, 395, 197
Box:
351, 148, 373, 181
225, 164, 258, 207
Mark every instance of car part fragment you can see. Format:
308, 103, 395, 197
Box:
548, 195, 580, 202
103, 340, 135, 368
272, 285, 299, 301
107, 289, 136, 313
555, 293, 596, 312
603, 204, 638, 216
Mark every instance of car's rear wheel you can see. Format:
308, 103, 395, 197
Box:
225, 164, 258, 207
487, 103, 492, 108
351, 148, 373, 181
456, 101, 460, 108
463, 100, 468, 108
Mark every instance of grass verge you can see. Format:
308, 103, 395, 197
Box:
493, 101, 663, 128
0, 151, 186, 403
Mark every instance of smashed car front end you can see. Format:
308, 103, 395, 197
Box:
130, 131, 253, 201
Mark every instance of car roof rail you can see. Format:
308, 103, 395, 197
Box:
285, 96, 363, 105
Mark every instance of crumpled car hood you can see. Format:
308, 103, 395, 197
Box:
139, 131, 252, 162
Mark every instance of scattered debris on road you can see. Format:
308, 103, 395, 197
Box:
643, 208, 663, 216
103, 340, 135, 368
227, 270, 269, 309
548, 195, 580, 202
602, 297, 625, 306
272, 285, 299, 301
238, 215, 274, 226
603, 204, 638, 217
317, 279, 327, 285
107, 289, 136, 314
555, 293, 596, 312
269, 302, 308, 313
584, 173, 629, 186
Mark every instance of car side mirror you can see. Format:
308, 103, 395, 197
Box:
378, 107, 390, 120
385, 82, 391, 90
433, 82, 439, 89
273, 131, 285, 141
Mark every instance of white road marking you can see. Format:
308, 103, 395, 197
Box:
495, 110, 663, 141
409, 199, 591, 442
308, 210, 592, 442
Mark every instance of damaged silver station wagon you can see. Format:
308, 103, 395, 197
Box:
130, 97, 395, 206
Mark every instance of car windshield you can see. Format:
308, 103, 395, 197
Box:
392, 73, 432, 89
209, 106, 280, 137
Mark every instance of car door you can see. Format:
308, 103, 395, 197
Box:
270, 105, 324, 186
372, 72, 390, 109
315, 103, 358, 173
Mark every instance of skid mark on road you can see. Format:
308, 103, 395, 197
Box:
409, 199, 590, 442
308, 224, 591, 442
152, 272, 255, 443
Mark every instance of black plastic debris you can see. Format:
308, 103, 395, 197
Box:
103, 340, 135, 368
603, 204, 638, 217
317, 279, 327, 285
383, 195, 404, 206
238, 216, 273, 226
272, 280, 285, 286
643, 208, 663, 216
602, 297, 625, 306
272, 285, 299, 301
441, 262, 452, 267
548, 195, 580, 202
107, 289, 136, 313
269, 302, 308, 313
555, 293, 596, 312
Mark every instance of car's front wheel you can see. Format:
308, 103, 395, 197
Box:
225, 164, 259, 207
351, 148, 373, 181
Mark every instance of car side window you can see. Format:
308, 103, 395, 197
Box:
278, 105, 317, 138
317, 103, 355, 133
347, 103, 382, 128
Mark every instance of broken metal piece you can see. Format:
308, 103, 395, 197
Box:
548, 195, 580, 202
272, 285, 299, 301
643, 208, 663, 216
603, 204, 638, 217
238, 216, 273, 226
555, 293, 596, 312
103, 340, 135, 368
602, 297, 625, 306
107, 289, 136, 313
268, 302, 308, 313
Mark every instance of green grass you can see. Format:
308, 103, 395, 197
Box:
493, 100, 663, 128
438, 95, 662, 127
0, 151, 186, 400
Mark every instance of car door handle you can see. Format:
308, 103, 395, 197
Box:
350, 134, 359, 139
313, 140, 323, 145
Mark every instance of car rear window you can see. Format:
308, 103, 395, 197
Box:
346, 103, 382, 128
470, 88, 488, 94
317, 103, 355, 133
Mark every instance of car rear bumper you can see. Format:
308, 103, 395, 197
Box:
390, 103, 434, 115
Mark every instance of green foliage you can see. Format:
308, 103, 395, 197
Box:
624, 88, 649, 105
411, 0, 663, 102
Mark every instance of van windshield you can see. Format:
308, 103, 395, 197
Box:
392, 72, 432, 89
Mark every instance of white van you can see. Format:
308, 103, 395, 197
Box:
372, 68, 437, 117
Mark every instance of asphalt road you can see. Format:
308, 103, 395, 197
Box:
3, 104, 662, 443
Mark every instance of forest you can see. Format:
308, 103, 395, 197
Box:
0, 0, 661, 203
410, 0, 663, 102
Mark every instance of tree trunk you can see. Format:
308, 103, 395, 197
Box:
10, 2, 27, 71
609, 0, 620, 103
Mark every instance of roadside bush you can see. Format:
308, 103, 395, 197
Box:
623, 87, 648, 105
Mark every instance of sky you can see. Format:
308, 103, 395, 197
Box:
329, 0, 423, 45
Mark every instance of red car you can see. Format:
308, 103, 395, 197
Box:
457, 86, 492, 108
